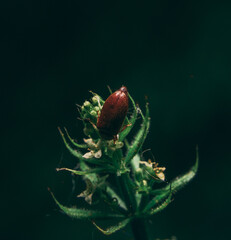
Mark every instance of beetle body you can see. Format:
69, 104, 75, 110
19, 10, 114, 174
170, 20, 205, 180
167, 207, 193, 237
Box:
97, 86, 129, 140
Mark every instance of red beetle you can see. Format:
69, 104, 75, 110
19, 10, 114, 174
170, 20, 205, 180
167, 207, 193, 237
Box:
97, 86, 129, 140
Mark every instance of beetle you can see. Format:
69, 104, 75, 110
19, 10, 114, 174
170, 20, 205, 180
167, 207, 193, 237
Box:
97, 86, 129, 140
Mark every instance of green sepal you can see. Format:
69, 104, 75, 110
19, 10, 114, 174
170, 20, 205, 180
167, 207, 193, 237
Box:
119, 93, 138, 142
92, 218, 131, 235
50, 191, 124, 219
124, 103, 150, 165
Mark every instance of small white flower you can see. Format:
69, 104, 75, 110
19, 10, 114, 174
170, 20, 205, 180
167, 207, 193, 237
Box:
82, 138, 102, 159
83, 138, 98, 149
140, 160, 153, 168
140, 159, 166, 181
93, 149, 102, 158
82, 151, 94, 159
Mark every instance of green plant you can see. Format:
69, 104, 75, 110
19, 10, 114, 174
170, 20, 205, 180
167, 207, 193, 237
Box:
50, 87, 198, 240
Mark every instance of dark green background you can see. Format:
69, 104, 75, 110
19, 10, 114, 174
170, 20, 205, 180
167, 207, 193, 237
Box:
1, 1, 230, 239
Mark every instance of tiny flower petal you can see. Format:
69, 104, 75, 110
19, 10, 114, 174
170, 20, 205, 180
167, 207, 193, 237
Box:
83, 151, 94, 159
115, 141, 124, 149
156, 172, 165, 181
140, 160, 153, 168
93, 149, 102, 159
83, 138, 97, 149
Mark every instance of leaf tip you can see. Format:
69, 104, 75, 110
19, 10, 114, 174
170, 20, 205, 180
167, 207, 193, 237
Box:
57, 127, 64, 136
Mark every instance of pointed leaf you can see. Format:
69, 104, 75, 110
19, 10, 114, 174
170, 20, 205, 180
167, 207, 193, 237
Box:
58, 127, 86, 161
119, 173, 137, 212
50, 191, 124, 219
82, 156, 111, 166
58, 127, 108, 166
131, 154, 141, 172
170, 148, 199, 193
149, 150, 199, 204
148, 192, 172, 216
56, 167, 108, 175
64, 127, 88, 148
143, 185, 171, 213
124, 103, 150, 165
105, 186, 127, 211
119, 93, 138, 141
92, 218, 131, 235
107, 85, 113, 94
79, 161, 98, 184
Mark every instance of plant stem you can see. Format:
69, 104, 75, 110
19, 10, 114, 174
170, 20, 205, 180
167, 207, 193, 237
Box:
131, 218, 150, 240
119, 173, 137, 212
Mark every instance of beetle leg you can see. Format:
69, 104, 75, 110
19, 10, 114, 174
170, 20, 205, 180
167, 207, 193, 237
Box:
97, 110, 100, 118
84, 118, 100, 135
119, 123, 132, 133
113, 135, 118, 144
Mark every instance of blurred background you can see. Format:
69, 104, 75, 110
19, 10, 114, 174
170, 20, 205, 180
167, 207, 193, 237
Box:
1, 0, 230, 239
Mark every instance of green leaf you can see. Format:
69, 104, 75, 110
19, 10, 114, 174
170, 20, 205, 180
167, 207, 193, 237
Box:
58, 127, 108, 166
92, 218, 131, 235
58, 127, 86, 161
119, 93, 138, 142
105, 186, 127, 211
50, 190, 124, 219
78, 161, 110, 189
148, 192, 172, 216
143, 185, 171, 213
148, 149, 199, 205
131, 154, 141, 172
56, 167, 108, 175
119, 173, 137, 212
150, 188, 170, 196
107, 85, 113, 94
165, 147, 199, 194
63, 127, 88, 149
124, 103, 150, 165
79, 161, 98, 184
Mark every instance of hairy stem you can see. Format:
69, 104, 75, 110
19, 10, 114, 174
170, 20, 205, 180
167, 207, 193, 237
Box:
118, 173, 137, 213
131, 218, 150, 240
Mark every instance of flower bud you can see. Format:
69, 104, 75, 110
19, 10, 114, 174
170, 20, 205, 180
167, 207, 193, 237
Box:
84, 101, 91, 108
92, 96, 102, 106
90, 110, 97, 117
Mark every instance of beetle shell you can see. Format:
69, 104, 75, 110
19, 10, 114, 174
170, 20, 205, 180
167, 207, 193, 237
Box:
97, 86, 129, 140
